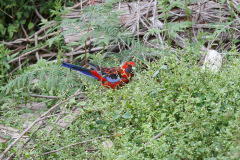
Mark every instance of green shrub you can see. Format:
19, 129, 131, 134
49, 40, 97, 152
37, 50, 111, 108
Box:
4, 53, 239, 159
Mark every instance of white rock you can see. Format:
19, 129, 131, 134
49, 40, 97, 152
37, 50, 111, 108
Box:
202, 50, 222, 72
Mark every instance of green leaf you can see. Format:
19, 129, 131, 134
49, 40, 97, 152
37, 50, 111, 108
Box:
161, 113, 166, 120
28, 22, 34, 30
7, 24, 18, 39
122, 111, 133, 119
23, 11, 29, 18
1, 142, 5, 150
221, 0, 226, 4
160, 65, 168, 70
16, 12, 22, 19
0, 24, 6, 35
20, 20, 26, 25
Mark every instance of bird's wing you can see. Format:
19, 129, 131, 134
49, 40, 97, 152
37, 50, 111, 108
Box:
88, 63, 122, 82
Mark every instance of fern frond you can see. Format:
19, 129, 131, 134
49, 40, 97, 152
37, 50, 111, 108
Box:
2, 65, 80, 95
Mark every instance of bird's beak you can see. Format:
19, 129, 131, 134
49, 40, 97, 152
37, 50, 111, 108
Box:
132, 67, 136, 70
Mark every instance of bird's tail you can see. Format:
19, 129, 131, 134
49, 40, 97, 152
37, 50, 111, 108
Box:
61, 62, 98, 80
61, 62, 90, 72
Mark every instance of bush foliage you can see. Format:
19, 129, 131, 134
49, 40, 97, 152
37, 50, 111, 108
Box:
1, 53, 240, 159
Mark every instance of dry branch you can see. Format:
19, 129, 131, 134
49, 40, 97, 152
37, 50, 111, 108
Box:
137, 123, 191, 153
9, 45, 47, 64
0, 89, 83, 159
42, 135, 111, 155
1, 21, 57, 46
30, 94, 59, 99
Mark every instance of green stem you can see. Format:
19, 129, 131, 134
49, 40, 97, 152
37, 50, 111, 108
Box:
1, 51, 4, 98
230, 0, 234, 44
164, 0, 171, 46
185, 0, 192, 43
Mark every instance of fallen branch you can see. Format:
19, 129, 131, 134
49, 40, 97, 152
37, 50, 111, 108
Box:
9, 60, 28, 77
64, 46, 104, 56
9, 45, 47, 64
0, 89, 83, 159
21, 24, 30, 42
67, 0, 89, 9
136, 126, 170, 153
30, 94, 59, 99
1, 21, 57, 46
42, 135, 111, 155
137, 123, 191, 153
2, 32, 58, 46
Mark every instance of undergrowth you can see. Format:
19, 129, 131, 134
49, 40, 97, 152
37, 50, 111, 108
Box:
1, 52, 240, 159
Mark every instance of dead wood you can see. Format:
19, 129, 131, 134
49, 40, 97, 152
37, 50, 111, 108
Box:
0, 89, 83, 159
42, 135, 111, 155
2, 0, 239, 65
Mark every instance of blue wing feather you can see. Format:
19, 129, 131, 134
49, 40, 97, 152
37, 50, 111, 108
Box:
104, 77, 120, 83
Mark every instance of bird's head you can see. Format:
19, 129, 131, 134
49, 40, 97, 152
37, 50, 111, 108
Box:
123, 62, 136, 73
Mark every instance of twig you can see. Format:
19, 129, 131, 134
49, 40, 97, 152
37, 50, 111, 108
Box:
30, 94, 59, 99
21, 121, 46, 149
0, 89, 83, 159
9, 60, 28, 77
145, 0, 153, 19
6, 153, 14, 160
21, 24, 30, 42
2, 32, 58, 46
65, 46, 104, 56
137, 127, 169, 153
34, 8, 45, 20
137, 123, 191, 153
1, 22, 57, 46
6, 46, 25, 56
0, 8, 13, 19
21, 112, 67, 150
67, 0, 88, 9
9, 45, 47, 64
35, 34, 40, 61
42, 135, 111, 155
18, 51, 22, 70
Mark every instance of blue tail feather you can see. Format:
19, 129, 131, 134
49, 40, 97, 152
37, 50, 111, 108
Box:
61, 62, 99, 80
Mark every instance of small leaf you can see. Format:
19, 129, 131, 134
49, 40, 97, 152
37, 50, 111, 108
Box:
122, 111, 133, 119
161, 113, 166, 120
114, 133, 122, 138
0, 24, 6, 35
20, 20, 26, 25
160, 65, 168, 70
16, 12, 22, 19
221, 0, 226, 4
152, 70, 159, 77
28, 22, 34, 30
2, 142, 5, 150
7, 24, 18, 39
113, 113, 121, 119
24, 11, 29, 18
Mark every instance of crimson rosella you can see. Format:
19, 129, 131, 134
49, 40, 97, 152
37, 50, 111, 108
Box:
61, 62, 136, 89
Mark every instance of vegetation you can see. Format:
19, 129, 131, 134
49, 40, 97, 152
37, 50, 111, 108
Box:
1, 0, 240, 159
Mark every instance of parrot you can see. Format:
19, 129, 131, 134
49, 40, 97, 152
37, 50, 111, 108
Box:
61, 62, 136, 89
